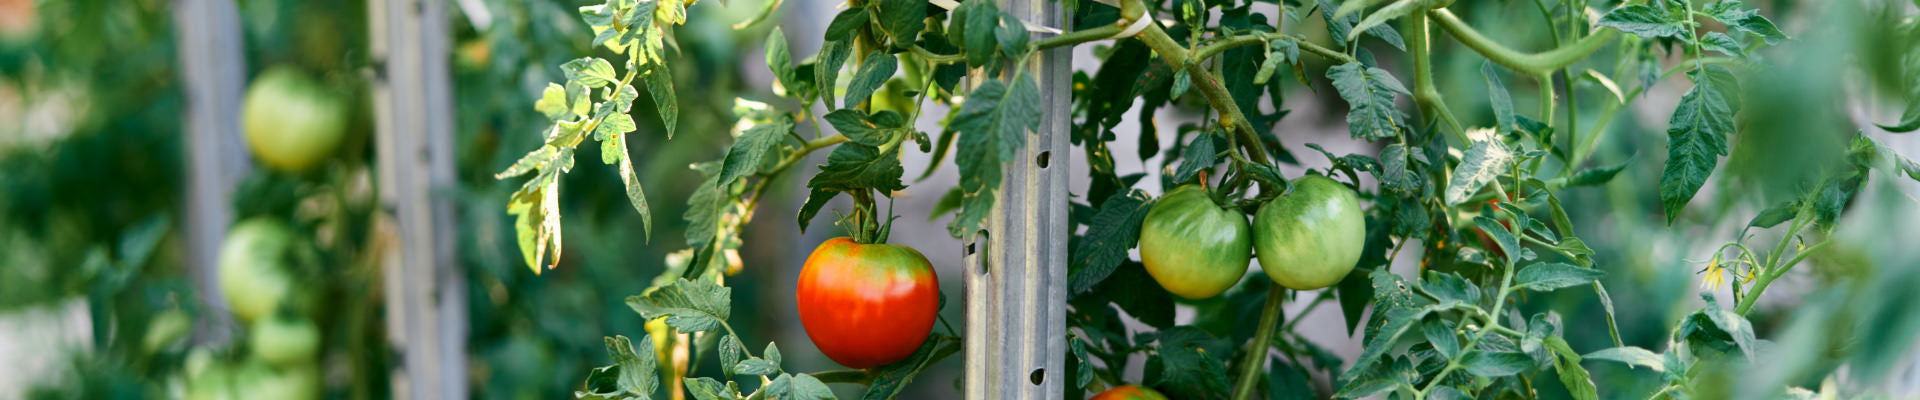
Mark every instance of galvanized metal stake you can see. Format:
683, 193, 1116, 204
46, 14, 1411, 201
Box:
963, 0, 1071, 396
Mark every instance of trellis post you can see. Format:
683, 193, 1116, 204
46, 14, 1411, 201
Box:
173, 0, 249, 345
371, 0, 468, 397
962, 0, 1072, 396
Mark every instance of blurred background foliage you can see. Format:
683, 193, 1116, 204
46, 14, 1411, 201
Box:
0, 0, 1917, 398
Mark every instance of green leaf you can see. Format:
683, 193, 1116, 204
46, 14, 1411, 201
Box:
613, 135, 653, 242
1420, 271, 1481, 305
719, 334, 744, 379
807, 144, 907, 192
815, 39, 853, 109
1880, 103, 1920, 133
609, 84, 639, 114
1328, 62, 1410, 141
1460, 351, 1532, 377
734, 358, 780, 376
1567, 157, 1632, 186
825, 7, 868, 41
536, 83, 573, 121
1596, 5, 1687, 40
1445, 135, 1513, 206
1697, 294, 1757, 360
578, 335, 659, 400
1345, 0, 1421, 43
1583, 346, 1666, 373
1516, 262, 1605, 291
719, 119, 794, 186
595, 114, 638, 145
788, 374, 835, 400
877, 0, 926, 47
994, 12, 1029, 59
626, 278, 733, 333
1428, 386, 1472, 400
765, 342, 782, 366
949, 75, 1041, 236
824, 109, 892, 146
1484, 61, 1516, 135
1342, 307, 1431, 381
1067, 190, 1153, 294
845, 52, 899, 108
1475, 216, 1520, 266
1659, 66, 1740, 224
1700, 32, 1747, 58
1704, 0, 1788, 44
766, 28, 798, 92
563, 57, 619, 88
646, 63, 679, 138
1377, 144, 1426, 193
863, 334, 960, 399
1332, 379, 1399, 399
1585, 70, 1627, 104
797, 188, 838, 233
683, 377, 732, 400
1171, 69, 1193, 100
1422, 317, 1460, 359
1546, 336, 1599, 400
1173, 132, 1217, 183
1144, 327, 1232, 400
963, 0, 1001, 67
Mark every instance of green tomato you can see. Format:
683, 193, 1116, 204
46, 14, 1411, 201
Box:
1138, 185, 1251, 299
242, 67, 347, 173
218, 218, 298, 322
234, 359, 321, 400
1253, 175, 1366, 290
186, 362, 238, 400
142, 308, 194, 353
250, 313, 320, 367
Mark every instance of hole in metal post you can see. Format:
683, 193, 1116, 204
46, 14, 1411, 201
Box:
1035, 151, 1051, 168
1029, 368, 1045, 385
974, 229, 990, 275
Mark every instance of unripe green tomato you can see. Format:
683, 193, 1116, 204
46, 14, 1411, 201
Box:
234, 359, 320, 400
1138, 185, 1251, 300
186, 363, 239, 400
218, 218, 298, 322
1089, 385, 1171, 400
1254, 175, 1366, 290
250, 313, 320, 367
241, 67, 347, 174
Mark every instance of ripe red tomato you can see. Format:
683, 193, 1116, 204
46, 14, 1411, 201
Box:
1089, 385, 1170, 400
796, 237, 941, 369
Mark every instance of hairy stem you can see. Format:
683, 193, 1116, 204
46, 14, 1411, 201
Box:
1426, 8, 1618, 76
1230, 284, 1287, 400
1134, 15, 1275, 167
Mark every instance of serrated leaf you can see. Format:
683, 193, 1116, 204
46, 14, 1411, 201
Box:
1343, 307, 1432, 381
683, 377, 731, 400
1346, 0, 1419, 43
1659, 66, 1740, 224
1145, 327, 1232, 400
949, 75, 1041, 236
797, 188, 838, 232
824, 109, 892, 146
1445, 134, 1513, 206
579, 335, 659, 399
719, 335, 744, 379
1705, 1, 1788, 44
815, 39, 853, 109
1333, 379, 1399, 399
1484, 62, 1516, 135
863, 334, 960, 399
963, 0, 1001, 67
766, 28, 798, 92
595, 114, 638, 144
807, 144, 907, 192
734, 358, 780, 376
1475, 216, 1520, 266
564, 57, 620, 88
825, 7, 868, 41
1567, 158, 1631, 186
1701, 32, 1746, 58
845, 52, 899, 108
1171, 69, 1193, 99
1583, 346, 1666, 372
1420, 271, 1481, 305
626, 278, 732, 333
1422, 317, 1460, 359
1516, 262, 1605, 291
612, 135, 653, 242
642, 63, 678, 139
1746, 200, 1800, 230
1328, 62, 1410, 141
1173, 132, 1216, 183
1597, 5, 1687, 40
1067, 190, 1153, 294
1460, 351, 1532, 377
1546, 336, 1599, 400
719, 119, 793, 186
788, 374, 835, 400
536, 83, 572, 121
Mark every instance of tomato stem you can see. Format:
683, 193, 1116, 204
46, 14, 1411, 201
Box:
1229, 282, 1287, 400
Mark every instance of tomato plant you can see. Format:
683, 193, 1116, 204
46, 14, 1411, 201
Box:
796, 237, 942, 369
483, 0, 1920, 397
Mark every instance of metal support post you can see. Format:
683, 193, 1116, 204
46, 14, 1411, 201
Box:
371, 0, 467, 397
173, 0, 250, 345
963, 0, 1071, 396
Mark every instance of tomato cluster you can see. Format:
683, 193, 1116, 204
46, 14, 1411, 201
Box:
1138, 175, 1367, 296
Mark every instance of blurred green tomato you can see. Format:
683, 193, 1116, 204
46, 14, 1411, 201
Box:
251, 313, 320, 367
234, 359, 321, 400
242, 67, 347, 173
218, 218, 298, 322
142, 308, 194, 353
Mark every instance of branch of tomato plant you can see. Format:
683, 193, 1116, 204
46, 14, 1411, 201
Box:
1416, 223, 1524, 399
1126, 0, 1276, 170
1407, 12, 1471, 145
1733, 209, 1830, 315
1229, 283, 1287, 400
1425, 8, 1618, 77
1189, 33, 1356, 66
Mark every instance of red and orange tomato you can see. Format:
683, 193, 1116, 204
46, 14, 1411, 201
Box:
1089, 385, 1170, 400
795, 237, 941, 369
